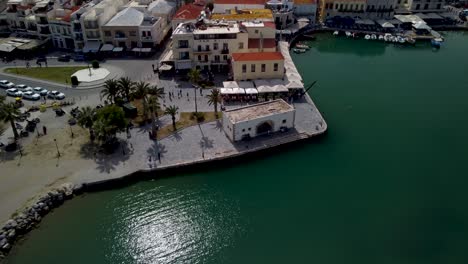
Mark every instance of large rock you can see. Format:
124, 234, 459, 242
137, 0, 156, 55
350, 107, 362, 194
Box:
4, 219, 17, 230
73, 183, 84, 194
0, 232, 5, 240
1, 242, 11, 251
60, 183, 74, 198
6, 230, 16, 240
0, 238, 7, 248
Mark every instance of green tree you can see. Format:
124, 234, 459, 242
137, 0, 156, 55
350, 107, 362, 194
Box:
148, 85, 165, 100
93, 105, 128, 142
101, 79, 119, 104
77, 106, 96, 139
0, 102, 21, 140
187, 68, 201, 86
206, 88, 221, 117
164, 105, 179, 130
132, 81, 151, 120
118, 77, 135, 102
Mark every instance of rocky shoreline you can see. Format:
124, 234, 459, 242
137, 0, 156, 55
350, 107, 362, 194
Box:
0, 183, 83, 260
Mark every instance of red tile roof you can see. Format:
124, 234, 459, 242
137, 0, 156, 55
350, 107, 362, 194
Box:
62, 6, 81, 22
214, 0, 266, 4
248, 38, 276, 49
263, 21, 276, 29
232, 52, 284, 61
174, 4, 204, 20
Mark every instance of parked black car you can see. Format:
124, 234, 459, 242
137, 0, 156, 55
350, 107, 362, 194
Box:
58, 55, 71, 62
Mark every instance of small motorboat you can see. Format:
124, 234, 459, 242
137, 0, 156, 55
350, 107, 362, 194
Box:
345, 31, 352, 37
293, 48, 307, 54
333, 31, 339, 36
364, 34, 371, 40
384, 33, 392, 42
378, 35, 384, 41
397, 36, 406, 44
295, 43, 310, 49
407, 37, 416, 45
434, 37, 444, 42
371, 34, 377, 40
302, 34, 316, 40
431, 39, 442, 48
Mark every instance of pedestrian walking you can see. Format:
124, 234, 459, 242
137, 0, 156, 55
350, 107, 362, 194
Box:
45, 60, 48, 67
42, 125, 47, 135
152, 64, 155, 71
158, 152, 161, 163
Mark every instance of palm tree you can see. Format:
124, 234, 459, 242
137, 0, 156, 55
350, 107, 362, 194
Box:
188, 68, 201, 85
147, 96, 160, 137
206, 88, 221, 117
149, 85, 165, 101
77, 106, 96, 140
0, 102, 21, 140
132, 81, 151, 120
164, 105, 179, 131
101, 79, 119, 104
118, 77, 135, 101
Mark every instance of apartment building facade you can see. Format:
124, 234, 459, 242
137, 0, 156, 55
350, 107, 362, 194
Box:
101, 7, 165, 49
230, 51, 284, 81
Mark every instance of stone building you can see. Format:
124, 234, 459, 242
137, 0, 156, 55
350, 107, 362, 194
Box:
222, 99, 295, 141
230, 51, 284, 81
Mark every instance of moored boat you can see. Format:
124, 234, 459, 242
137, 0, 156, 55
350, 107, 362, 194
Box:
378, 35, 384, 41
293, 48, 307, 54
384, 33, 392, 42
295, 43, 310, 49
431, 39, 441, 48
371, 34, 377, 40
333, 31, 339, 36
345, 31, 352, 37
364, 34, 371, 40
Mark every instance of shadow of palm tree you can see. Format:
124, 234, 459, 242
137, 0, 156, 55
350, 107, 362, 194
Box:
200, 136, 214, 149
79, 140, 132, 173
170, 130, 183, 142
210, 120, 223, 132
146, 141, 167, 157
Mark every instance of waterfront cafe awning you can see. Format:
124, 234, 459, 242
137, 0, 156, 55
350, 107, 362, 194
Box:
237, 81, 254, 89
245, 88, 258, 94
414, 13, 429, 20
100, 44, 114, 52
285, 79, 304, 89
271, 84, 288, 93
377, 20, 395, 28
286, 72, 302, 82
355, 19, 375, 25
112, 47, 124, 52
132, 48, 142, 52
425, 13, 443, 20
256, 86, 274, 93
413, 21, 431, 30
231, 88, 246, 94
223, 81, 239, 88
159, 64, 173, 71
0, 44, 16, 52
83, 41, 101, 53
220, 88, 234, 94
141, 48, 152, 52
254, 79, 270, 88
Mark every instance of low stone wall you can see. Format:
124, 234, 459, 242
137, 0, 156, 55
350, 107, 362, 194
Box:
0, 183, 83, 259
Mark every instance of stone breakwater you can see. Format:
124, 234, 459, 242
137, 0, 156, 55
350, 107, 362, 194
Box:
0, 183, 83, 260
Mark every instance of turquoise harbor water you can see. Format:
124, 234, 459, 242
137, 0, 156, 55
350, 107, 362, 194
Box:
5, 32, 468, 263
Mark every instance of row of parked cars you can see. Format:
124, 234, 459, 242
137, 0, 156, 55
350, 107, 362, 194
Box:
0, 80, 66, 100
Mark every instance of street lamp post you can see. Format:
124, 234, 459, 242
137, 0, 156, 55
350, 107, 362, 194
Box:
54, 138, 61, 157
88, 63, 92, 76
194, 86, 198, 113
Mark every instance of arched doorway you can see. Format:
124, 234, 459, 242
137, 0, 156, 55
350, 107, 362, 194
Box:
256, 121, 274, 135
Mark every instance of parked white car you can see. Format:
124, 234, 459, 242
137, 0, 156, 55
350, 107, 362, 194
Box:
23, 91, 40, 100
33, 87, 48, 96
16, 84, 31, 90
6, 88, 23, 97
0, 80, 14, 89
47, 90, 65, 100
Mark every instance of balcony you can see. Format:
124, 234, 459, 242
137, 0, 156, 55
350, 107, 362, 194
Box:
114, 34, 127, 40
193, 48, 211, 54
211, 60, 227, 65
141, 36, 153, 41
221, 48, 229, 54
39, 28, 50, 34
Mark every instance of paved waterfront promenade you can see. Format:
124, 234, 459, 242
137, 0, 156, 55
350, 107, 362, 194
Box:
0, 52, 327, 225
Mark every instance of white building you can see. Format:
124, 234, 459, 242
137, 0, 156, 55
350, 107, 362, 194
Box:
101, 7, 166, 50
80, 0, 129, 53
223, 99, 295, 141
